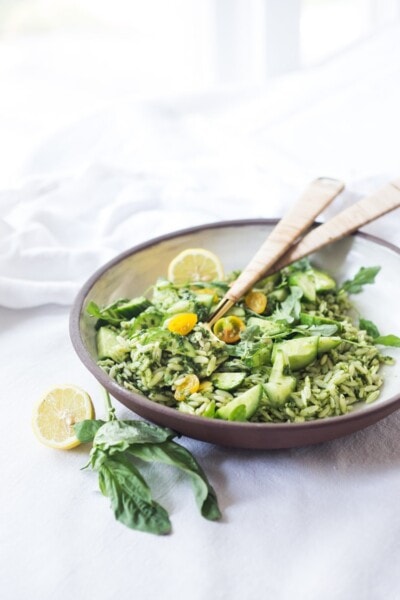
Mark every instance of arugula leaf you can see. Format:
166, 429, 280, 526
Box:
129, 441, 221, 521
374, 335, 400, 347
359, 318, 381, 338
74, 419, 105, 443
340, 266, 381, 294
87, 300, 126, 327
87, 297, 151, 328
98, 454, 171, 535
272, 286, 303, 324
358, 319, 400, 347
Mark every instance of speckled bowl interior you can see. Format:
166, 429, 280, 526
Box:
70, 220, 400, 449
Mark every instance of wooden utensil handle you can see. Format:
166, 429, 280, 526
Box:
226, 177, 344, 303
271, 179, 400, 272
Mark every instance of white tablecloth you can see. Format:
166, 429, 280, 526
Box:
2, 23, 400, 600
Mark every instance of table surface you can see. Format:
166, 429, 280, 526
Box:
1, 22, 400, 600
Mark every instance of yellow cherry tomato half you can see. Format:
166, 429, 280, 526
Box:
167, 312, 198, 335
174, 374, 200, 401
213, 315, 245, 344
245, 290, 267, 314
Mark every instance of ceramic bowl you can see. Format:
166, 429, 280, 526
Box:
70, 220, 400, 449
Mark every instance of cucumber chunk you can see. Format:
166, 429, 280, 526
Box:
244, 344, 272, 368
264, 379, 297, 406
317, 336, 342, 355
216, 384, 263, 421
194, 293, 215, 311
264, 350, 296, 406
113, 297, 151, 319
313, 270, 336, 292
268, 288, 288, 303
288, 271, 316, 302
247, 317, 287, 336
97, 327, 129, 361
300, 313, 343, 331
211, 372, 246, 391
272, 336, 318, 370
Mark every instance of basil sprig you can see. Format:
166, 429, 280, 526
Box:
74, 391, 221, 535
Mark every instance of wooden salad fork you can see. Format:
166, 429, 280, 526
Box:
207, 177, 345, 327
268, 178, 400, 273
207, 177, 400, 327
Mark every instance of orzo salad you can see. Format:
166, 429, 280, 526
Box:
87, 250, 400, 424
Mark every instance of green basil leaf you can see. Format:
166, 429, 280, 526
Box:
74, 419, 105, 443
129, 441, 221, 522
340, 266, 381, 294
359, 318, 380, 339
374, 334, 400, 347
94, 420, 177, 453
89, 447, 109, 470
98, 456, 171, 535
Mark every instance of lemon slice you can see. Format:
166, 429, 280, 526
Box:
167, 248, 224, 284
32, 385, 95, 450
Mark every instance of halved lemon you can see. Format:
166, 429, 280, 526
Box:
167, 248, 224, 284
32, 385, 95, 450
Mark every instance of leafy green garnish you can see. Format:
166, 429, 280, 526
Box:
75, 391, 221, 535
359, 318, 400, 347
359, 318, 381, 338
128, 442, 221, 521
272, 286, 303, 324
340, 266, 381, 294
284, 258, 312, 273
87, 297, 151, 328
374, 335, 400, 347
96, 452, 171, 534
295, 324, 338, 337
74, 419, 105, 443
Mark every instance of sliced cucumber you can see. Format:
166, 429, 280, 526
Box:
211, 372, 246, 391
194, 292, 215, 307
268, 288, 288, 303
97, 327, 129, 361
317, 336, 342, 355
313, 270, 336, 292
244, 344, 272, 368
264, 379, 297, 406
114, 297, 151, 318
247, 317, 287, 337
300, 313, 343, 331
264, 349, 296, 406
288, 271, 316, 302
216, 384, 263, 421
272, 336, 318, 370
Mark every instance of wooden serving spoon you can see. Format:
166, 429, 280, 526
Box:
207, 177, 400, 327
207, 177, 345, 327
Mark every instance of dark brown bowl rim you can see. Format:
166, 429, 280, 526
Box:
69, 218, 400, 434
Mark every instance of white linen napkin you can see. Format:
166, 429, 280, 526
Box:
1, 164, 399, 309
0, 160, 288, 309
